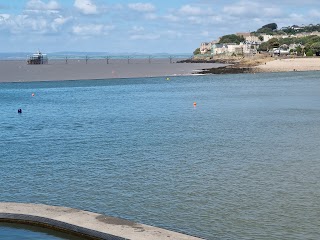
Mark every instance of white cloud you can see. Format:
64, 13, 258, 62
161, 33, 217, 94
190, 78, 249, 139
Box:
165, 30, 182, 38
10, 15, 49, 33
201, 30, 209, 37
309, 10, 320, 18
223, 4, 256, 17
130, 26, 144, 33
164, 14, 180, 22
74, 0, 98, 15
26, 0, 60, 12
52, 16, 72, 31
130, 33, 160, 40
0, 13, 72, 34
188, 16, 203, 24
179, 5, 203, 15
263, 8, 282, 17
72, 24, 114, 35
145, 13, 158, 20
128, 3, 155, 12
0, 14, 10, 22
223, 2, 281, 18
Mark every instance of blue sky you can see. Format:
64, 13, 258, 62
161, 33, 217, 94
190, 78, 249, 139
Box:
1, 0, 320, 53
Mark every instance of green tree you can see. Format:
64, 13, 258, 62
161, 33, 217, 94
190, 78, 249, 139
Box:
258, 42, 269, 51
306, 50, 314, 56
256, 23, 278, 34
262, 23, 278, 30
268, 38, 280, 49
257, 27, 274, 35
258, 36, 264, 41
295, 46, 303, 56
310, 42, 320, 53
193, 48, 201, 55
219, 34, 245, 44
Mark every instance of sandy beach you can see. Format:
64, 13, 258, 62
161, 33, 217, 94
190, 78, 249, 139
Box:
0, 59, 225, 83
254, 57, 320, 72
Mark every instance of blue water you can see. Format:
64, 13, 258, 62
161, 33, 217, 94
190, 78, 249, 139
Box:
0, 223, 85, 239
1, 72, 320, 239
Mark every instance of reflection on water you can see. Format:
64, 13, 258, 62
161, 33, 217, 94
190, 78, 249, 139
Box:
1, 72, 320, 239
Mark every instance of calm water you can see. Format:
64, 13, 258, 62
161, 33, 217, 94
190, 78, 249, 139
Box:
1, 72, 320, 239
0, 223, 85, 239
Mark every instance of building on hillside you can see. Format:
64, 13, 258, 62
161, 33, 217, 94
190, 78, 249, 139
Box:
261, 34, 274, 42
245, 35, 260, 42
227, 43, 243, 55
211, 43, 228, 55
242, 41, 259, 55
236, 32, 261, 42
200, 42, 212, 54
211, 43, 243, 56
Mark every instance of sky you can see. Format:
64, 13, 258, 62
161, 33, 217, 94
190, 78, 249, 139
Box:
0, 0, 320, 53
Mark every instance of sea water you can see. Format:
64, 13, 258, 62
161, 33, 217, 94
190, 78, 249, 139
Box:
0, 223, 85, 240
1, 72, 320, 239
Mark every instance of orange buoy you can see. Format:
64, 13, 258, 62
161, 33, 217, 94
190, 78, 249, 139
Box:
193, 102, 197, 106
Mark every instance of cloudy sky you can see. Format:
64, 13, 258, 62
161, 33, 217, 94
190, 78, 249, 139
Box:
1, 0, 320, 53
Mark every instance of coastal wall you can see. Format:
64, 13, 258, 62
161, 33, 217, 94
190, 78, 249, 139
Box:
0, 202, 203, 240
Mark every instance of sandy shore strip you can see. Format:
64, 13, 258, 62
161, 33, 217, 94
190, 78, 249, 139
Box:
0, 59, 226, 83
254, 58, 320, 72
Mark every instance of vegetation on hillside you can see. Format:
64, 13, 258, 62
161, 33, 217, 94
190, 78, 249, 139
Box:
258, 35, 320, 55
195, 22, 320, 56
218, 34, 245, 44
256, 23, 278, 35
193, 48, 201, 55
252, 22, 320, 36
281, 24, 320, 35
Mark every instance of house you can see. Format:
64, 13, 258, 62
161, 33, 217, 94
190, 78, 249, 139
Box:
227, 43, 243, 54
242, 41, 259, 54
261, 34, 274, 42
211, 43, 243, 56
211, 43, 228, 55
200, 42, 215, 54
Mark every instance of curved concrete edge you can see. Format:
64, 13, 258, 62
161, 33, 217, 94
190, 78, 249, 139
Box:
0, 213, 123, 240
0, 203, 203, 240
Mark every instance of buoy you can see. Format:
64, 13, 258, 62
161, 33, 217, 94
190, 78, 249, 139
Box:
166, 77, 170, 80
32, 93, 35, 97
193, 102, 197, 106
